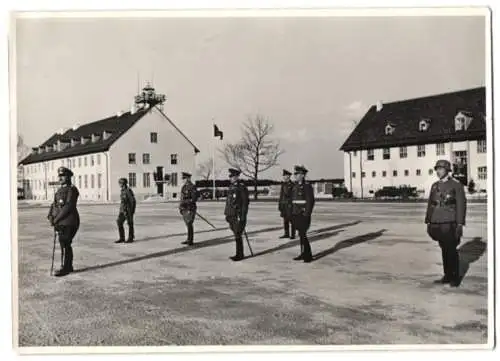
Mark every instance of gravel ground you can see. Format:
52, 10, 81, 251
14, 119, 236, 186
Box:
16, 201, 488, 347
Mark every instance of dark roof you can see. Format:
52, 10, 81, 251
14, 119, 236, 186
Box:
19, 106, 200, 165
340, 87, 486, 151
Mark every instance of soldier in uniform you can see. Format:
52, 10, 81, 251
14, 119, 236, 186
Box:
278, 169, 296, 239
47, 167, 80, 277
179, 172, 197, 246
425, 159, 467, 287
291, 165, 315, 263
224, 168, 250, 261
115, 178, 136, 244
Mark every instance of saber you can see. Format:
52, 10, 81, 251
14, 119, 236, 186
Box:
50, 230, 57, 276
196, 211, 217, 229
243, 230, 254, 256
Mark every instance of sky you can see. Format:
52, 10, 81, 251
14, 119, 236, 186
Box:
15, 14, 486, 179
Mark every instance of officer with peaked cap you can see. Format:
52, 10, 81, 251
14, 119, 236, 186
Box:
224, 168, 250, 261
47, 166, 80, 277
179, 172, 198, 245
116, 177, 136, 244
425, 159, 467, 287
278, 169, 296, 239
291, 165, 315, 263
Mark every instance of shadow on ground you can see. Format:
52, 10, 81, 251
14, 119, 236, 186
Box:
246, 221, 361, 259
73, 226, 283, 274
312, 229, 387, 262
457, 237, 487, 285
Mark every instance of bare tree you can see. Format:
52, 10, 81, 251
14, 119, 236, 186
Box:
221, 115, 284, 199
196, 157, 219, 181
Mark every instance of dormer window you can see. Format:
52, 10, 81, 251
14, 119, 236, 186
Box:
419, 119, 430, 131
455, 111, 473, 131
71, 138, 80, 147
91, 133, 101, 143
59, 141, 70, 151
385, 124, 395, 135
103, 131, 111, 140
81, 136, 90, 145
32, 147, 39, 154
45, 145, 52, 152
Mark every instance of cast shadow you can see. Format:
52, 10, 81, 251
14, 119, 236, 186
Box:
137, 227, 228, 242
457, 237, 487, 285
312, 229, 387, 262
73, 226, 283, 274
245, 220, 361, 259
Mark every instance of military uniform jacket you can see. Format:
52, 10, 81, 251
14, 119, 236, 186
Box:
278, 181, 294, 217
119, 187, 136, 215
425, 176, 466, 225
48, 184, 80, 226
291, 181, 315, 217
180, 181, 197, 212
224, 180, 249, 219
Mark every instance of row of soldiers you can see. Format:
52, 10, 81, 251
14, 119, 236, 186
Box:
47, 159, 466, 288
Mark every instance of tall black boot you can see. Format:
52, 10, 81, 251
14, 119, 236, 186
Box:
231, 236, 244, 261
280, 219, 290, 239
126, 223, 135, 243
55, 246, 72, 277
302, 237, 313, 263
116, 221, 125, 243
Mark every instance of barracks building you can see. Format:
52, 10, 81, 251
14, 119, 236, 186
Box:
340, 87, 487, 198
18, 84, 200, 202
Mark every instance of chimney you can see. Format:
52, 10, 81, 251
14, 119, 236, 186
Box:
376, 101, 383, 112
72, 123, 80, 131
116, 111, 124, 117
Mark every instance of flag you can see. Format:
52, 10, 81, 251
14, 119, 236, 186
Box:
213, 124, 223, 140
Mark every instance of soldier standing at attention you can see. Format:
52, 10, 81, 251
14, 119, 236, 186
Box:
179, 172, 197, 246
291, 165, 315, 263
278, 169, 296, 239
224, 168, 250, 261
425, 159, 467, 288
115, 178, 136, 244
47, 167, 80, 277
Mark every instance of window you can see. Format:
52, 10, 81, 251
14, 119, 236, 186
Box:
143, 173, 151, 188
436, 143, 446, 156
128, 172, 137, 188
97, 154, 101, 165
404, 170, 409, 176
353, 151, 357, 157
478, 166, 487, 180
416, 169, 421, 176
78, 158, 81, 167
428, 169, 434, 175
399, 146, 407, 159
90, 155, 95, 166
361, 172, 366, 178
150, 132, 158, 143
385, 124, 395, 135
317, 183, 324, 193
372, 171, 376, 178
91, 174, 95, 188
84, 157, 88, 167
97, 173, 102, 188
84, 175, 88, 188
477, 140, 486, 153
393, 170, 398, 177
128, 153, 136, 164
170, 172, 178, 186
383, 148, 391, 160
78, 175, 82, 189
419, 119, 430, 131
171, 154, 178, 165
417, 145, 426, 157
352, 172, 356, 178
382, 171, 386, 177
367, 149, 374, 161
143, 153, 151, 164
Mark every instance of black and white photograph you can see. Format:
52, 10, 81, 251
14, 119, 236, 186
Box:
9, 5, 494, 354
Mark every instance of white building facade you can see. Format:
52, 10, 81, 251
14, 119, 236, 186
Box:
19, 85, 199, 202
340, 87, 487, 198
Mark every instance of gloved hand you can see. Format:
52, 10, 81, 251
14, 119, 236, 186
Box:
456, 224, 464, 239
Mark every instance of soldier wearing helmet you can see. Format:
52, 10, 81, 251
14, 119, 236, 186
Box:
115, 177, 136, 243
425, 159, 467, 287
47, 166, 80, 277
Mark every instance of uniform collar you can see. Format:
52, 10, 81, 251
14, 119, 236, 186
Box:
439, 175, 451, 183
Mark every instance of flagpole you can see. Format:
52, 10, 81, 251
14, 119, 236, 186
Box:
212, 122, 216, 200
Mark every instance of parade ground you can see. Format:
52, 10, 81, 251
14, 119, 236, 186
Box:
16, 201, 489, 347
